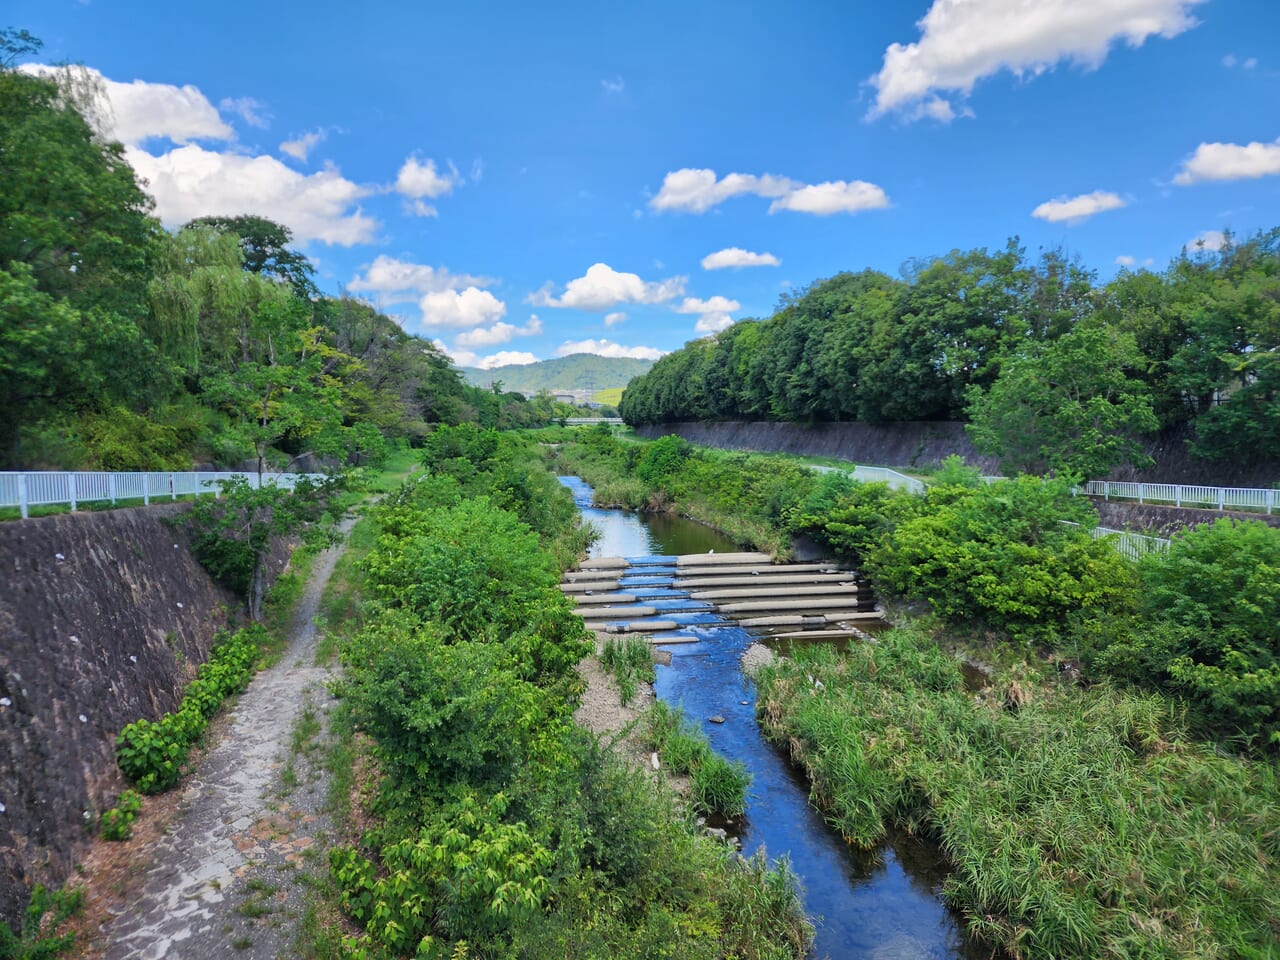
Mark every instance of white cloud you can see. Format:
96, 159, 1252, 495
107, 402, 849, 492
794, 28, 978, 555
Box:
470, 157, 485, 183
418, 287, 506, 330
1188, 229, 1227, 252
651, 168, 797, 213
701, 247, 781, 270
395, 156, 462, 199
454, 315, 542, 348
531, 262, 686, 310
436, 342, 538, 370
219, 96, 270, 128
651, 168, 889, 216
348, 255, 492, 303
1115, 254, 1136, 266
676, 296, 740, 335
602, 76, 625, 94
1223, 53, 1237, 68
1031, 190, 1127, 223
126, 144, 376, 244
869, 0, 1206, 120
280, 129, 326, 162
555, 339, 666, 361
1174, 138, 1280, 185
20, 64, 233, 145
768, 180, 891, 215
603, 311, 627, 327
1243, 57, 1258, 70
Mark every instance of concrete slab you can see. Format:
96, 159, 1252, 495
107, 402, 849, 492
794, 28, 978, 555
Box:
674, 573, 855, 589
721, 598, 875, 614
560, 580, 621, 593
608, 620, 681, 633
690, 585, 859, 601
675, 552, 773, 567
574, 593, 637, 605
579, 605, 658, 619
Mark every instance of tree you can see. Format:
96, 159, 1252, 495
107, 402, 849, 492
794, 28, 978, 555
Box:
186, 215, 317, 300
966, 323, 1158, 478
0, 59, 160, 318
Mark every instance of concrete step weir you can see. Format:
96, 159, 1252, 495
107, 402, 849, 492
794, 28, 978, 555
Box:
563, 552, 878, 643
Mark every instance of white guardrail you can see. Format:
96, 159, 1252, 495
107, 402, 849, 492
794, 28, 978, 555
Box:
1062, 521, 1171, 560
0, 471, 321, 519
811, 463, 927, 494
1083, 480, 1276, 514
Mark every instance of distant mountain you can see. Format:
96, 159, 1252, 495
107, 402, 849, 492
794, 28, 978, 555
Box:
460, 354, 655, 393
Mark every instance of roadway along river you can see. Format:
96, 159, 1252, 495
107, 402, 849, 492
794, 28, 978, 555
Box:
560, 476, 987, 960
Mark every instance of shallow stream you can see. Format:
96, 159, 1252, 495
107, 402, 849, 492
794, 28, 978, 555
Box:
561, 476, 985, 960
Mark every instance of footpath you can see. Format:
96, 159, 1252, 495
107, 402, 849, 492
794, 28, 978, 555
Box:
79, 521, 353, 959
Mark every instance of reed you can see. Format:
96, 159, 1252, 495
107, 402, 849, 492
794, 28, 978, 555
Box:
756, 627, 1280, 959
600, 635, 655, 706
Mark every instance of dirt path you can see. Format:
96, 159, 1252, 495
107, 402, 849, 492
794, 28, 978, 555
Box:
97, 522, 353, 960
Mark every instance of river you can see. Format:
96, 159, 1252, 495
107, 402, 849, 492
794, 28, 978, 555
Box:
560, 476, 986, 960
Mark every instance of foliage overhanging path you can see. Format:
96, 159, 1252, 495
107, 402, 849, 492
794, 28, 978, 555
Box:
101, 519, 355, 960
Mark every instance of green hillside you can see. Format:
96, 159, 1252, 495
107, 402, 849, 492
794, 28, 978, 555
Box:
461, 354, 654, 393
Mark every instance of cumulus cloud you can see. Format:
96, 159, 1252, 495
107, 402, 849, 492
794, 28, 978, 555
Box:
768, 180, 890, 215
530, 262, 686, 310
603, 311, 627, 327
280, 129, 327, 162
1115, 254, 1136, 266
1174, 138, 1280, 185
396, 156, 462, 198
454, 315, 542, 348
701, 247, 781, 270
1188, 229, 1227, 253
126, 144, 376, 244
602, 76, 625, 94
418, 287, 507, 330
676, 296, 740, 335
651, 168, 797, 213
437, 343, 538, 370
20, 64, 233, 145
349, 255, 492, 303
869, 0, 1206, 120
651, 168, 889, 216
555, 339, 666, 361
1031, 190, 1127, 223
219, 96, 270, 128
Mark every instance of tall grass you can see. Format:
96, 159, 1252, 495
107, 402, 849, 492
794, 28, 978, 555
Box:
645, 702, 751, 817
600, 636, 655, 706
756, 628, 1280, 959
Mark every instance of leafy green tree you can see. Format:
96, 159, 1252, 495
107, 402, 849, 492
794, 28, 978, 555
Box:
0, 57, 160, 318
185, 214, 317, 300
967, 323, 1158, 478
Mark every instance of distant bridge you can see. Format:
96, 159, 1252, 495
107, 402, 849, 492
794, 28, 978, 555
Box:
562, 418, 624, 425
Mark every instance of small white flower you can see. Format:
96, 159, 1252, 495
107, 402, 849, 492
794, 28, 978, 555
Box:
55, 553, 65, 561
176, 602, 184, 609
129, 655, 137, 664
69, 635, 79, 644
0, 802, 6, 813
79, 714, 87, 723
83, 810, 91, 820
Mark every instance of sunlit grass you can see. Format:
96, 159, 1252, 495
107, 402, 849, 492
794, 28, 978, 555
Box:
756, 627, 1280, 959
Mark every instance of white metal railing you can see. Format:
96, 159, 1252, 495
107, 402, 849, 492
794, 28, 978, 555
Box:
1084, 480, 1277, 514
811, 463, 927, 494
564, 418, 624, 425
0, 471, 323, 519
1061, 520, 1171, 561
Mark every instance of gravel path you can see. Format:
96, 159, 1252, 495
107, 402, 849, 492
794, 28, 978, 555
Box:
101, 522, 353, 960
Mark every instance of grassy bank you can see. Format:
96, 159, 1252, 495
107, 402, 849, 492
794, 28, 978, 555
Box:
552, 428, 820, 556
756, 628, 1280, 959
314, 427, 811, 959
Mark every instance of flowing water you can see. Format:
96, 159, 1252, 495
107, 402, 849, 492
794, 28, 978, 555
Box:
561, 477, 987, 960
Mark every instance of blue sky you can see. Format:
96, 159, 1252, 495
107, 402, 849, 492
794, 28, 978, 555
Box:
12, 0, 1280, 368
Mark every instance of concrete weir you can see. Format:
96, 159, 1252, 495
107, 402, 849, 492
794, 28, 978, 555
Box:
564, 551, 877, 641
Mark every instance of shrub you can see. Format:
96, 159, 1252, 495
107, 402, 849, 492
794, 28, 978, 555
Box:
100, 790, 142, 841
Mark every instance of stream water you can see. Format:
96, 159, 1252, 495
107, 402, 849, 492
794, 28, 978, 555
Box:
560, 477, 986, 960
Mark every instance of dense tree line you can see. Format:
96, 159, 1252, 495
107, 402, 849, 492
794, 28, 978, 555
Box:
0, 33, 563, 472
620, 234, 1280, 477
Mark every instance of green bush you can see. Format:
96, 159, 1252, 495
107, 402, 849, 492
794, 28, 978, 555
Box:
600, 636, 655, 706
99, 790, 142, 841
0, 886, 83, 960
116, 627, 261, 793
